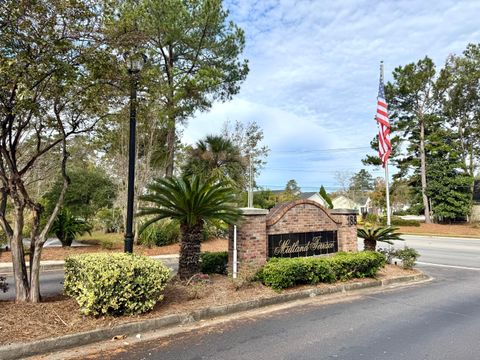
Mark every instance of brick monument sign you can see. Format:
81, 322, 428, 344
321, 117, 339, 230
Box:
228, 199, 358, 277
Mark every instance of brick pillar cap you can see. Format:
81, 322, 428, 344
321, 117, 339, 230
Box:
239, 207, 269, 215
330, 208, 358, 215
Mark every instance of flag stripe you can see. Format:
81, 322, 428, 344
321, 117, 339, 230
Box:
376, 71, 391, 167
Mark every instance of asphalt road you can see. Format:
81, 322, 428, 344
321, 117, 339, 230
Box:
86, 235, 480, 360
396, 235, 480, 269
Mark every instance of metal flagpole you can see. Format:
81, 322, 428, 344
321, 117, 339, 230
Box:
247, 154, 253, 208
385, 159, 391, 226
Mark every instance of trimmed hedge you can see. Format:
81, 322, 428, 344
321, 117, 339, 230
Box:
138, 219, 180, 247
381, 217, 420, 227
365, 214, 421, 227
200, 251, 228, 274
64, 253, 171, 316
257, 251, 386, 290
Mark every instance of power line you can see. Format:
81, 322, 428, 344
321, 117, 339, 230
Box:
271, 146, 371, 154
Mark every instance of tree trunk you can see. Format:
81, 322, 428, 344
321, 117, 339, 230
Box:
29, 242, 43, 302
178, 223, 202, 279
364, 238, 377, 251
419, 120, 431, 223
11, 205, 29, 301
165, 44, 176, 178
165, 118, 176, 178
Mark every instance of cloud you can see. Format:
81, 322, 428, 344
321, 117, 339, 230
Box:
183, 0, 480, 191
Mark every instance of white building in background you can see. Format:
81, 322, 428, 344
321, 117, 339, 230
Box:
332, 195, 371, 214
299, 192, 329, 207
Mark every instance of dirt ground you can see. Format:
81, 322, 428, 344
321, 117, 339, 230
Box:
396, 223, 480, 237
0, 264, 417, 346
0, 238, 228, 263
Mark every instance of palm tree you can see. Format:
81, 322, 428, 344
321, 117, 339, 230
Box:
357, 226, 403, 251
138, 175, 240, 279
50, 209, 92, 247
183, 135, 246, 189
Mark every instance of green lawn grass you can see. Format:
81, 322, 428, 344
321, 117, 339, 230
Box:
78, 231, 123, 245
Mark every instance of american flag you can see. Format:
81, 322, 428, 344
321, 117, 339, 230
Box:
376, 64, 391, 167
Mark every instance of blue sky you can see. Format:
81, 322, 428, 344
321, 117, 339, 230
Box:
182, 0, 480, 192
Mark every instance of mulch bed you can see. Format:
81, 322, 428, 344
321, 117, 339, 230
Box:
0, 238, 228, 263
397, 223, 480, 237
0, 265, 418, 346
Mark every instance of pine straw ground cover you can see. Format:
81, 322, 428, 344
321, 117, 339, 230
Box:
397, 223, 480, 237
0, 265, 418, 346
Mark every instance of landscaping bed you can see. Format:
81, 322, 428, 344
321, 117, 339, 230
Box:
0, 264, 418, 346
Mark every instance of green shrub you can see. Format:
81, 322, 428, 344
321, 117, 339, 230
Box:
380, 217, 420, 227
201, 220, 228, 241
364, 213, 380, 224
95, 207, 123, 233
257, 251, 386, 290
138, 219, 180, 248
200, 251, 228, 274
394, 247, 420, 269
51, 209, 92, 247
377, 247, 396, 264
100, 238, 115, 250
64, 253, 171, 316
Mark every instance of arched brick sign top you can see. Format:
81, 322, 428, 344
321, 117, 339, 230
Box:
266, 199, 340, 227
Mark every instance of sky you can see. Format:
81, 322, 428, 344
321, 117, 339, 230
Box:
182, 0, 480, 192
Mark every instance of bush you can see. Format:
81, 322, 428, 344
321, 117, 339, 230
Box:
257, 251, 386, 290
100, 238, 115, 250
95, 207, 123, 233
51, 209, 92, 247
377, 247, 396, 264
138, 219, 180, 248
380, 217, 420, 227
394, 247, 420, 269
64, 253, 171, 316
200, 252, 228, 274
201, 220, 228, 241
364, 213, 380, 224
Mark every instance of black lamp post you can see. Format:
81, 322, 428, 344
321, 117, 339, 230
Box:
124, 50, 146, 253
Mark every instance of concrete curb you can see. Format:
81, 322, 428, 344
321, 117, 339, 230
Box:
0, 273, 430, 360
0, 255, 179, 275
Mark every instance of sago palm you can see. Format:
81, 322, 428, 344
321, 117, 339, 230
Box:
138, 175, 240, 279
357, 226, 403, 251
51, 209, 92, 247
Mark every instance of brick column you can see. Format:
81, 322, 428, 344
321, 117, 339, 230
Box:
228, 208, 268, 278
331, 209, 358, 252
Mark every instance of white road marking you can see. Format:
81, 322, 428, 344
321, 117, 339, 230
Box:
417, 261, 480, 271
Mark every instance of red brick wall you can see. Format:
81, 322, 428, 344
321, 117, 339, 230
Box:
266, 200, 340, 235
228, 209, 268, 278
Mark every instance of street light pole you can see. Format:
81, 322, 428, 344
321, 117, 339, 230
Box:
124, 71, 138, 253
124, 51, 146, 254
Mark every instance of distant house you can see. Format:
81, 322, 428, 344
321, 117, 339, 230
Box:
332, 195, 371, 214
299, 192, 329, 207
